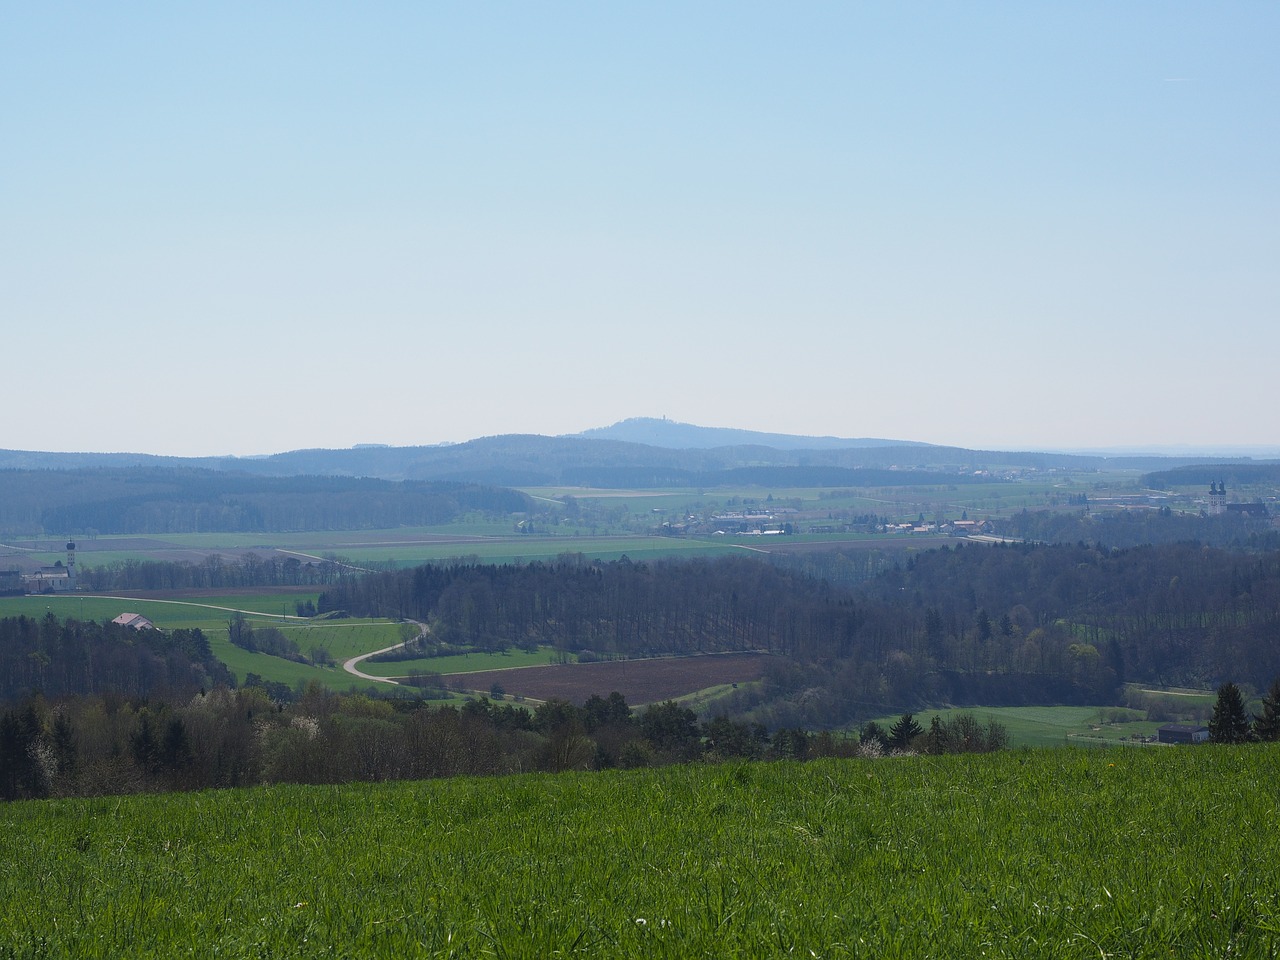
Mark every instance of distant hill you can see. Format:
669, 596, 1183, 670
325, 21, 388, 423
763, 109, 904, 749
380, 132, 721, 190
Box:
573, 417, 931, 451
1, 424, 1270, 491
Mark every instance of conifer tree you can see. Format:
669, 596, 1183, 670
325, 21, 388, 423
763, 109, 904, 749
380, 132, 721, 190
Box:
1253, 678, 1280, 742
888, 713, 924, 751
1209, 682, 1252, 744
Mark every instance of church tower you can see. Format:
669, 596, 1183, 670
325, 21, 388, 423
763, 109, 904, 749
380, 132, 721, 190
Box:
1208, 482, 1227, 516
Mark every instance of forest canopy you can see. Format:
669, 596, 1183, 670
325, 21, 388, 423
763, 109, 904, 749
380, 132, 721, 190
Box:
318, 542, 1280, 727
0, 468, 531, 535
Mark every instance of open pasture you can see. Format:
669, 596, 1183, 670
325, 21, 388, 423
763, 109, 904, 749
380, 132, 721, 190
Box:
358, 645, 559, 679
442, 652, 771, 705
4, 746, 1280, 958
870, 705, 1164, 749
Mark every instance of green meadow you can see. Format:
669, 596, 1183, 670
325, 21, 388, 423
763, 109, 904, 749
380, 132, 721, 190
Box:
522, 474, 1132, 524
6, 468, 1149, 573
4, 746, 1279, 958
869, 705, 1168, 750
357, 645, 560, 679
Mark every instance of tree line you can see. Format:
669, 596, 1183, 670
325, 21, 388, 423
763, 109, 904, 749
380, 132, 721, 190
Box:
0, 468, 531, 536
78, 553, 346, 592
994, 507, 1277, 551
0, 680, 1012, 802
0, 614, 231, 704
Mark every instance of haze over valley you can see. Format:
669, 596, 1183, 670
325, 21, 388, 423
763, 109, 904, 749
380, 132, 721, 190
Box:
5, 4, 1280, 954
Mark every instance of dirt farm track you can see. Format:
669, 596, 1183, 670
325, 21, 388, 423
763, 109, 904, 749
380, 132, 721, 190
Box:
441, 652, 771, 706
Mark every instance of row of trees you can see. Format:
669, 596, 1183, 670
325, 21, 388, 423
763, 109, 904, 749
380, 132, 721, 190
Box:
862, 712, 1009, 755
0, 685, 1009, 801
79, 553, 346, 591
225, 612, 329, 665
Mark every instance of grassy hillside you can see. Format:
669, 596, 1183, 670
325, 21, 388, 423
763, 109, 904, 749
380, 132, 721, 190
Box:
0, 594, 407, 693
4, 746, 1279, 957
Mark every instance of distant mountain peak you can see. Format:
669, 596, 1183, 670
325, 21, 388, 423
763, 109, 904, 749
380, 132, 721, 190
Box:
572, 417, 930, 451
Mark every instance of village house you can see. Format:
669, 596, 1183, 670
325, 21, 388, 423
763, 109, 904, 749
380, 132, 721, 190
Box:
111, 612, 156, 631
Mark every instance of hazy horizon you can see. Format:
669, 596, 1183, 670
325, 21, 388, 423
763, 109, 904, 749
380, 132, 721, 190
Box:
5, 5, 1277, 457
4, 415, 1279, 461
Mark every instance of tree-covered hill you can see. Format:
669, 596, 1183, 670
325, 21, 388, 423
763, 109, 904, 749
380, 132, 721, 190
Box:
1144, 462, 1280, 488
0, 468, 531, 536
0, 614, 231, 704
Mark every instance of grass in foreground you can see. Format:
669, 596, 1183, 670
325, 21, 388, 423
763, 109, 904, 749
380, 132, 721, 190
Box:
4, 746, 1280, 958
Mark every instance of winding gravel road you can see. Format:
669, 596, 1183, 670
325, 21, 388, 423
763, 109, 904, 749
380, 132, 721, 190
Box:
341, 621, 425, 685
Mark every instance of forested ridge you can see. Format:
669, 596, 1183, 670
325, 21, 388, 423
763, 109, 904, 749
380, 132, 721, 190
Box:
78, 552, 345, 592
319, 543, 1280, 726
0, 432, 1244, 483
0, 468, 530, 535
0, 614, 232, 703
995, 507, 1278, 551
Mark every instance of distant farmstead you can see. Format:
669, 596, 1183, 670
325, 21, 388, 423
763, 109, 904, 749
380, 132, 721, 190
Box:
1157, 723, 1209, 744
112, 612, 156, 631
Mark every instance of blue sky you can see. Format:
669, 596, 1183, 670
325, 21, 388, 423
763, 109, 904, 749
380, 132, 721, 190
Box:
4, 3, 1277, 456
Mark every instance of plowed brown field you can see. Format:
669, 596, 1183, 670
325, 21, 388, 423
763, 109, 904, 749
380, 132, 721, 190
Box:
442, 652, 770, 705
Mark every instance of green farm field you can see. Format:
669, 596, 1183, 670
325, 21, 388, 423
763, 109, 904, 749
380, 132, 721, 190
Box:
310, 535, 744, 567
4, 746, 1279, 958
357, 646, 560, 679
522, 475, 1130, 518
3, 469, 1149, 574
5, 530, 751, 570
870, 705, 1165, 749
